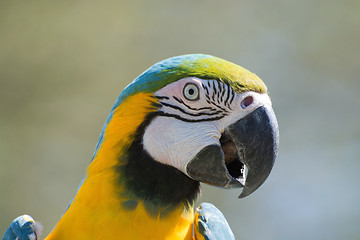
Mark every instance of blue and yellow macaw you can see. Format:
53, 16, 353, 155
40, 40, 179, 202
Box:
2, 54, 279, 240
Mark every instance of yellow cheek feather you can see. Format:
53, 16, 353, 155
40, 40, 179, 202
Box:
45, 92, 194, 240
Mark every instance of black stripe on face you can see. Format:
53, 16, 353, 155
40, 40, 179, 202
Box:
225, 82, 232, 104
208, 81, 216, 102
202, 84, 210, 102
157, 111, 228, 122
211, 81, 217, 95
209, 100, 229, 113
160, 101, 224, 117
218, 81, 225, 104
173, 96, 216, 111
225, 83, 231, 106
216, 81, 221, 104
229, 87, 235, 105
220, 83, 229, 102
216, 91, 221, 104
217, 80, 222, 93
202, 83, 209, 94
156, 96, 170, 100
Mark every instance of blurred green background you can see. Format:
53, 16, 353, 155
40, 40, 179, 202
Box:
1, 1, 359, 239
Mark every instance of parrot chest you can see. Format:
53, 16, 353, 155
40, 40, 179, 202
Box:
45, 170, 195, 240
46, 195, 194, 239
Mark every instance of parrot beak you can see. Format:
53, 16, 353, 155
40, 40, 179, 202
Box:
186, 104, 279, 198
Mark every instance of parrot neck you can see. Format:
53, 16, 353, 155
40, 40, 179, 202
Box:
45, 93, 198, 240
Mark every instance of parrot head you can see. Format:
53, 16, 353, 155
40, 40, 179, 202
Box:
7, 54, 278, 240
98, 54, 279, 202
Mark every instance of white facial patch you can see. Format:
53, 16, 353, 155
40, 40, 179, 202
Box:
142, 77, 271, 175
143, 117, 221, 173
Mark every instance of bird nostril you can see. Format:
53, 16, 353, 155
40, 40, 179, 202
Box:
241, 96, 253, 109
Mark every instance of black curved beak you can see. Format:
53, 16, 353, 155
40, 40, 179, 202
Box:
186, 105, 279, 198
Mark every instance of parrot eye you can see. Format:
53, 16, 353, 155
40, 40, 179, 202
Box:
183, 83, 200, 101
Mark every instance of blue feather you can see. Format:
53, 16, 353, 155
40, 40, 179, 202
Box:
194, 203, 235, 240
2, 215, 42, 240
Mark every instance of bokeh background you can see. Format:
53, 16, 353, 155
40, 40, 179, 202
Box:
1, 1, 359, 239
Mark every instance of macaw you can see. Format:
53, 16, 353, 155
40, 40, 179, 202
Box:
2, 54, 279, 240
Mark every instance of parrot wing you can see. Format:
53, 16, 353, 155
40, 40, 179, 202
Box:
194, 203, 235, 240
2, 215, 42, 240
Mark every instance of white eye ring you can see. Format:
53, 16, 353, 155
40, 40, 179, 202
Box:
183, 83, 200, 101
